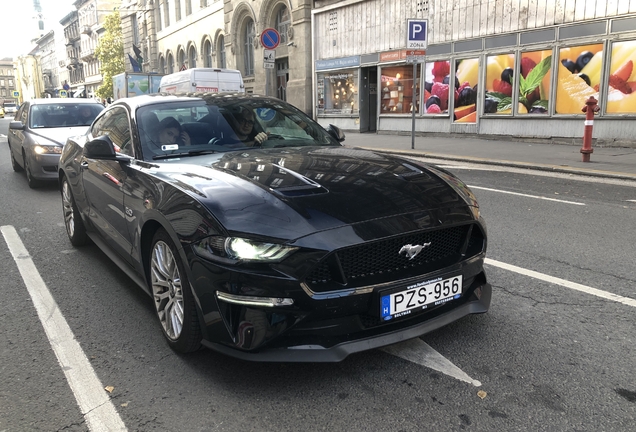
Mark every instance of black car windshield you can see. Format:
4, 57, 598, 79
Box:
136, 97, 341, 161
29, 103, 104, 128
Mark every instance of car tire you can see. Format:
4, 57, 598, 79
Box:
61, 176, 89, 246
23, 150, 42, 189
150, 228, 202, 353
9, 145, 23, 172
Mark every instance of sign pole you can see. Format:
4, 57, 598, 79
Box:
406, 18, 428, 150
412, 59, 417, 149
260, 29, 281, 98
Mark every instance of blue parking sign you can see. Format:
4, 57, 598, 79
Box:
407, 19, 428, 49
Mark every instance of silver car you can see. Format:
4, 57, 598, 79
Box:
8, 99, 104, 188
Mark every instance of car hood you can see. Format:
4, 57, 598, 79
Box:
154, 147, 474, 241
28, 127, 89, 145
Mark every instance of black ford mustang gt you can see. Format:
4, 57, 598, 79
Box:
58, 93, 491, 362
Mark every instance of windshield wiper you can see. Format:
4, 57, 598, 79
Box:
152, 149, 218, 160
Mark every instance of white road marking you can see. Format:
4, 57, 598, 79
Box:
486, 258, 636, 308
381, 338, 482, 387
1, 225, 127, 432
626, 199, 636, 203
468, 185, 585, 205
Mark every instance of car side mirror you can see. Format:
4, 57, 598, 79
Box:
327, 124, 346, 142
83, 135, 117, 159
9, 121, 24, 131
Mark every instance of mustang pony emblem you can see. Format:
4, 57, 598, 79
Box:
399, 243, 431, 260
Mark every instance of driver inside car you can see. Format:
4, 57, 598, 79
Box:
230, 108, 268, 147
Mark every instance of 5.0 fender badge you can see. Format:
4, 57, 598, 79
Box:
399, 242, 431, 260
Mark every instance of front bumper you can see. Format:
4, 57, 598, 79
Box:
31, 152, 61, 180
192, 252, 491, 362
202, 281, 491, 362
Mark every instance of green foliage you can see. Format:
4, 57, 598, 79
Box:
95, 11, 125, 99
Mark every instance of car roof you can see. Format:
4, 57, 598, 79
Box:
111, 92, 282, 110
26, 98, 103, 106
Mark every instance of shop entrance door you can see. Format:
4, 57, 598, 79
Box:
359, 67, 377, 133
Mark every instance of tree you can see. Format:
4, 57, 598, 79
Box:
95, 11, 125, 100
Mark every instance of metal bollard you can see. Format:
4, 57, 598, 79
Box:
581, 96, 600, 162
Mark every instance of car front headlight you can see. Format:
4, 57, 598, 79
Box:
193, 236, 298, 263
33, 145, 63, 154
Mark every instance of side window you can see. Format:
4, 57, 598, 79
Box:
94, 107, 134, 157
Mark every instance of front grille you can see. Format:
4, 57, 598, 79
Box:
306, 224, 481, 292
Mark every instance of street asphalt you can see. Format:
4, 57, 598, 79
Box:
343, 131, 636, 181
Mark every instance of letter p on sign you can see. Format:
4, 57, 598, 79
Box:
406, 19, 428, 49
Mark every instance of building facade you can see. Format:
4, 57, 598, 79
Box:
34, 31, 60, 97
0, 59, 17, 105
120, 0, 313, 114
312, 0, 636, 144
61, 10, 85, 96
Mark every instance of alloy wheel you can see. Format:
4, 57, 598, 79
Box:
62, 180, 75, 238
151, 240, 185, 340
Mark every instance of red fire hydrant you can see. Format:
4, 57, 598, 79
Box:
581, 96, 600, 162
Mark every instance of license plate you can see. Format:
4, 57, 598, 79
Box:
380, 275, 462, 321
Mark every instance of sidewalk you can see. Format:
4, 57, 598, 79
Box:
343, 132, 636, 181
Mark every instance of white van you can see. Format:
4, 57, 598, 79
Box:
159, 68, 245, 94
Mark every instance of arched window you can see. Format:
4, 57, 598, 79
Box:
203, 40, 212, 67
188, 45, 197, 68
218, 35, 226, 69
244, 19, 255, 76
177, 49, 185, 70
276, 6, 291, 44
159, 56, 165, 74
167, 52, 174, 73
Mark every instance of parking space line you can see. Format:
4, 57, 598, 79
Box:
486, 258, 636, 308
381, 338, 482, 387
1, 225, 127, 432
468, 185, 586, 205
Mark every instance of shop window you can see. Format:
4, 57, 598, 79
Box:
317, 70, 359, 115
517, 50, 552, 115
424, 60, 451, 114
606, 40, 636, 114
555, 43, 603, 114
484, 54, 515, 115
380, 65, 420, 114
454, 57, 479, 122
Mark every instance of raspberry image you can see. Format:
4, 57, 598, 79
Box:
431, 82, 450, 110
432, 61, 450, 79
427, 104, 442, 114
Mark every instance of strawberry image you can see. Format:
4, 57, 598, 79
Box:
493, 79, 512, 96
427, 104, 442, 114
431, 82, 450, 110
521, 58, 536, 78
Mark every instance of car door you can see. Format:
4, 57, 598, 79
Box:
9, 102, 29, 166
81, 106, 136, 264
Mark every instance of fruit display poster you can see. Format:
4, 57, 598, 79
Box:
454, 58, 479, 123
424, 61, 452, 115
484, 52, 552, 115
556, 43, 603, 114
607, 40, 636, 114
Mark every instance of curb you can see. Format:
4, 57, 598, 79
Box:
353, 147, 636, 182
